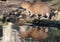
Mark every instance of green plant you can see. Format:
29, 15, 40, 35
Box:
58, 5, 60, 11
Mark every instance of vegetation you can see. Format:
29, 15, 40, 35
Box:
58, 5, 60, 11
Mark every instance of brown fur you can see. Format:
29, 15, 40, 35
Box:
20, 31, 29, 38
21, 2, 50, 16
28, 28, 48, 41
20, 26, 48, 41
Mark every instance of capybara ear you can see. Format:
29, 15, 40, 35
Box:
45, 28, 48, 33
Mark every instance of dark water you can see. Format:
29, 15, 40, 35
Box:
0, 26, 3, 37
